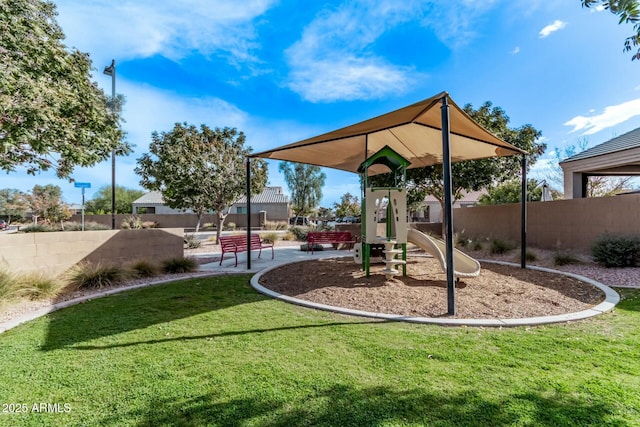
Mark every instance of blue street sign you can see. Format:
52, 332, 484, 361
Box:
74, 182, 91, 189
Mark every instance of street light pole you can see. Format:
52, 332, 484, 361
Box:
103, 60, 116, 230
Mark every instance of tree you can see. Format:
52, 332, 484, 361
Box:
135, 123, 267, 242
0, 0, 131, 178
85, 185, 144, 214
583, 0, 640, 60
477, 179, 545, 205
317, 206, 334, 219
278, 162, 326, 218
371, 101, 545, 222
333, 192, 361, 218
0, 189, 29, 223
27, 184, 69, 224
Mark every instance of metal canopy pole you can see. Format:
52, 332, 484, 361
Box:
521, 154, 527, 269
441, 96, 456, 316
246, 157, 252, 270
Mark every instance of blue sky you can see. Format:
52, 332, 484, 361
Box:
5, 0, 640, 207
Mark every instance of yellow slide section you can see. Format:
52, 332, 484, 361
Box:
407, 229, 481, 278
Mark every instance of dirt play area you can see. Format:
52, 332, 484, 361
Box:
258, 255, 606, 319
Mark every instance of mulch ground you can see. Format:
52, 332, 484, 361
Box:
258, 256, 606, 319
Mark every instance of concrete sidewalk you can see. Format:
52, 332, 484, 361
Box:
197, 245, 344, 274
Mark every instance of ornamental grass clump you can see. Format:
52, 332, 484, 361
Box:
128, 259, 160, 278
260, 232, 279, 244
66, 262, 129, 289
161, 257, 198, 274
490, 238, 515, 255
184, 234, 202, 249
554, 251, 581, 266
1, 269, 65, 304
592, 234, 640, 268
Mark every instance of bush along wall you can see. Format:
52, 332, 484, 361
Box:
591, 234, 640, 268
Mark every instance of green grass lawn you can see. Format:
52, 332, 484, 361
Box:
0, 276, 639, 426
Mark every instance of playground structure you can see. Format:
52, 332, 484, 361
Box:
356, 146, 480, 280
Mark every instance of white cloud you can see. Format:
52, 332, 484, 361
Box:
283, 1, 429, 102
539, 20, 567, 38
54, 0, 276, 64
420, 0, 500, 49
511, 46, 520, 55
564, 98, 640, 135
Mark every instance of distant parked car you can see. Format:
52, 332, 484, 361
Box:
0, 220, 6, 230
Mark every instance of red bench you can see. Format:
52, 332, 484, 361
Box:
307, 231, 356, 255
219, 234, 274, 267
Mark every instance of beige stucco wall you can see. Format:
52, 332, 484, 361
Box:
70, 213, 267, 229
453, 194, 640, 250
0, 229, 184, 277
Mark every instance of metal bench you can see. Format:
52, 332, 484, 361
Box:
219, 234, 274, 267
307, 231, 356, 255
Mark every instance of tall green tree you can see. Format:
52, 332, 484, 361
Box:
0, 0, 131, 178
85, 185, 144, 214
0, 188, 29, 223
333, 192, 361, 218
372, 102, 545, 223
135, 123, 267, 241
583, 0, 640, 60
278, 162, 326, 218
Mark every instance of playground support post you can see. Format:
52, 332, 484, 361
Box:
246, 157, 252, 270
441, 96, 456, 316
521, 154, 527, 269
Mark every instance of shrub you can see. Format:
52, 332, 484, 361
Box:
161, 257, 198, 274
490, 239, 515, 255
224, 222, 236, 231
66, 262, 129, 289
0, 268, 20, 303
592, 234, 640, 268
184, 234, 202, 249
17, 273, 65, 300
472, 241, 483, 251
289, 226, 309, 241
261, 232, 279, 244
121, 215, 143, 230
554, 251, 581, 266
63, 221, 110, 231
300, 243, 323, 252
264, 221, 287, 230
525, 249, 538, 262
203, 222, 216, 229
281, 232, 295, 241
128, 260, 160, 278
456, 233, 471, 248
20, 224, 58, 233
141, 221, 158, 229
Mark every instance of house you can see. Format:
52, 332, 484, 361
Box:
132, 186, 290, 221
417, 190, 486, 223
230, 186, 290, 222
560, 127, 640, 198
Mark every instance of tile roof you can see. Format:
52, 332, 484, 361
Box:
560, 127, 640, 163
234, 186, 289, 204
132, 187, 289, 205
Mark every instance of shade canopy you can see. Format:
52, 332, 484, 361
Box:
250, 92, 525, 175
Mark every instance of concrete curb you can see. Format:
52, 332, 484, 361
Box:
250, 257, 620, 327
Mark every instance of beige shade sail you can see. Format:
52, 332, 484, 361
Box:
250, 92, 526, 175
